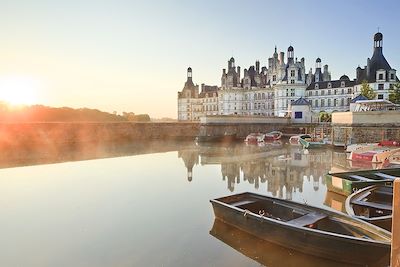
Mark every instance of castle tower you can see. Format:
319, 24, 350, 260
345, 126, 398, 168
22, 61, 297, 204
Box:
287, 46, 294, 63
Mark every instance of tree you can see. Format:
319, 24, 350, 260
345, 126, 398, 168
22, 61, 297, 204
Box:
360, 80, 377, 100
389, 82, 400, 104
319, 111, 331, 122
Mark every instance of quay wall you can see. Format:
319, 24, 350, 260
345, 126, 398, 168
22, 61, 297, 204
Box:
2, 121, 400, 150
332, 124, 400, 145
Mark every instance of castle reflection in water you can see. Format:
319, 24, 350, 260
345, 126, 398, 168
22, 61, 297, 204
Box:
178, 142, 352, 200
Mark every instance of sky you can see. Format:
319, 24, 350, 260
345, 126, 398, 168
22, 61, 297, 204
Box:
0, 0, 399, 118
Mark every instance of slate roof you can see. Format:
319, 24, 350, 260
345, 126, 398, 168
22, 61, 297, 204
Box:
306, 79, 356, 91
291, 97, 311, 106
351, 94, 368, 103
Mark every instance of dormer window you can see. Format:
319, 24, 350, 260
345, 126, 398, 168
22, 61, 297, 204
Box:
391, 73, 395, 80
328, 83, 332, 88
379, 73, 383, 80
315, 83, 319, 90
341, 81, 345, 87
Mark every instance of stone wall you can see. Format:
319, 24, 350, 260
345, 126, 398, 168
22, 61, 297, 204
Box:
332, 125, 400, 145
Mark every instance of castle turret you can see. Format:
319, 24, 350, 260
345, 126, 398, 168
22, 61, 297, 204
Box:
287, 46, 294, 63
255, 60, 260, 74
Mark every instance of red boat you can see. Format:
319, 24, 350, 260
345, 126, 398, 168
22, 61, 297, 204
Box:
245, 131, 282, 145
264, 131, 282, 141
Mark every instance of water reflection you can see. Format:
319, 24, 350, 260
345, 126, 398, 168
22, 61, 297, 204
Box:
179, 143, 334, 199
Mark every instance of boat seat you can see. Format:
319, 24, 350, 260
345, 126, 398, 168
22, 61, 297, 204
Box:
352, 200, 392, 211
287, 212, 328, 227
348, 175, 374, 182
233, 200, 257, 207
374, 173, 398, 180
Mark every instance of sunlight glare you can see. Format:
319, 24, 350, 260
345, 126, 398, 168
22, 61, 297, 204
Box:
0, 76, 39, 105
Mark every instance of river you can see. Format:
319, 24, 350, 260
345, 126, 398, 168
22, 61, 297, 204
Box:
0, 140, 389, 266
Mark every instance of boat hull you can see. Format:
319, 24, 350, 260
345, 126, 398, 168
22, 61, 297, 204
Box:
345, 185, 393, 231
211, 193, 390, 265
299, 138, 326, 149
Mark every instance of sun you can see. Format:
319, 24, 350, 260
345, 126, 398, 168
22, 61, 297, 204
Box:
0, 75, 39, 105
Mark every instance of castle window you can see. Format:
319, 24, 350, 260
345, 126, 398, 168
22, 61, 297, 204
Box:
334, 99, 337, 106
315, 100, 319, 107
378, 84, 384, 90
379, 73, 384, 80
341, 98, 344, 106
291, 80, 295, 84
291, 89, 295, 97
347, 88, 352, 94
347, 98, 351, 105
328, 83, 332, 88
291, 70, 295, 77
328, 89, 331, 95
378, 94, 383, 99
273, 75, 276, 81
315, 84, 319, 89
321, 90, 325, 96
334, 89, 337, 95
391, 73, 395, 80
315, 91, 318, 96
341, 81, 345, 87
321, 99, 325, 107
327, 99, 331, 106
341, 88, 344, 94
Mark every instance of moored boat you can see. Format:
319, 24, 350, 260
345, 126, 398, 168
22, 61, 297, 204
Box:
209, 219, 355, 267
210, 192, 391, 265
345, 185, 393, 231
348, 145, 400, 163
299, 137, 327, 149
264, 131, 282, 141
325, 168, 399, 196
289, 134, 312, 145
244, 133, 265, 144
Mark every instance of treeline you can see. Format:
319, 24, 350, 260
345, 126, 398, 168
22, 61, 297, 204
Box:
0, 103, 150, 122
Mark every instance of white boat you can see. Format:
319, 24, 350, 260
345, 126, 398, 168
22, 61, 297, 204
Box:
289, 134, 312, 146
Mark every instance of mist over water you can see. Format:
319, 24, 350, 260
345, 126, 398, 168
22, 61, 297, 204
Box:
0, 141, 388, 266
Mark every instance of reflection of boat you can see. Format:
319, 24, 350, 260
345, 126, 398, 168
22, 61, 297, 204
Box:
325, 168, 398, 196
299, 137, 327, 149
210, 192, 390, 265
209, 219, 356, 267
345, 185, 393, 231
195, 133, 237, 143
323, 191, 347, 213
289, 134, 311, 145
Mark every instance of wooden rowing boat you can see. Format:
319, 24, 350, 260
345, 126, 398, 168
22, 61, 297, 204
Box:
325, 168, 399, 196
345, 185, 393, 231
299, 137, 327, 149
210, 192, 391, 264
209, 219, 358, 267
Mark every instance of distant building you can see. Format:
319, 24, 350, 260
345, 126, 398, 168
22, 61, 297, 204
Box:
177, 67, 218, 121
353, 32, 398, 100
177, 32, 398, 121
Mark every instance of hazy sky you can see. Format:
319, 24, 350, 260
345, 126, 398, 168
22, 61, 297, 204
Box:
0, 0, 399, 118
